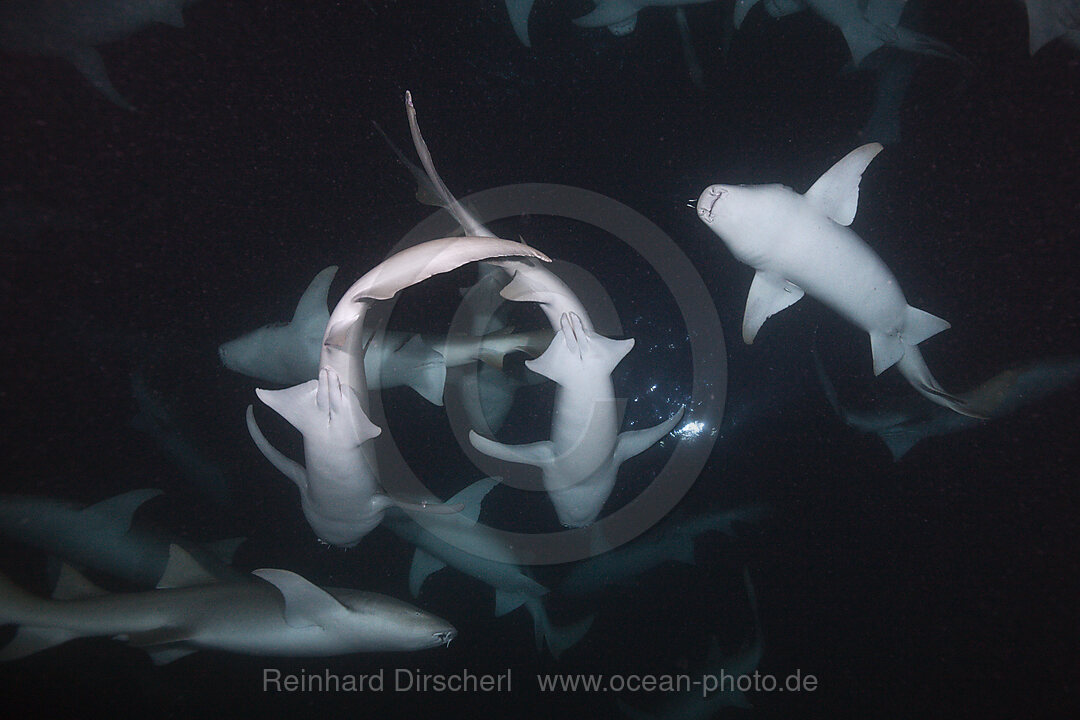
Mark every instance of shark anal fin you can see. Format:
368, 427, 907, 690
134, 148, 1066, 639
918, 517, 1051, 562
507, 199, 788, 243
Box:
743, 271, 804, 344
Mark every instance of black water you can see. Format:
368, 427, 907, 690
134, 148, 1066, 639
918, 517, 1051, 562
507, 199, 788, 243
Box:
1, 1, 1078, 718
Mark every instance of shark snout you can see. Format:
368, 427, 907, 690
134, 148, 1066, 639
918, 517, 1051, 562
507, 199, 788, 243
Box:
434, 628, 457, 647
696, 185, 726, 222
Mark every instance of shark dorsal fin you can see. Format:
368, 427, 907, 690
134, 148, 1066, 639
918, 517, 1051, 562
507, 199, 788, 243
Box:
82, 488, 163, 532
253, 568, 349, 629
157, 544, 219, 589
446, 478, 500, 525
292, 265, 338, 327
52, 563, 109, 600
804, 143, 883, 226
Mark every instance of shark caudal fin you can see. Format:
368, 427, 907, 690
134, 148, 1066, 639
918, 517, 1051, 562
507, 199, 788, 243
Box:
869, 305, 950, 376
523, 597, 594, 660
0, 565, 106, 660
895, 345, 988, 419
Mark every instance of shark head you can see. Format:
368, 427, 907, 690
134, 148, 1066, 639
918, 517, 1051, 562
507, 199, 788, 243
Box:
219, 324, 284, 377
696, 183, 794, 266
334, 591, 458, 651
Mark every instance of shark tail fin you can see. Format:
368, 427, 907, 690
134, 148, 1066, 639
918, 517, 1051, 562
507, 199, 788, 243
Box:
524, 598, 594, 660
0, 572, 78, 661
895, 346, 989, 419
0, 626, 78, 661
0, 572, 38, 626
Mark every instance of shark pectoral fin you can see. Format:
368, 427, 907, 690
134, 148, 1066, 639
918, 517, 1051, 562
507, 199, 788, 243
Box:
901, 306, 950, 346
733, 0, 763, 29
614, 405, 686, 466
446, 478, 501, 525
52, 564, 109, 600
292, 266, 338, 329
147, 646, 198, 665
506, 0, 537, 46
82, 488, 163, 531
246, 405, 308, 491
409, 548, 447, 597
157, 545, 219, 589
62, 45, 134, 111
252, 569, 348, 629
804, 143, 884, 225
0, 627, 79, 661
469, 431, 554, 468
743, 272, 804, 344
870, 332, 905, 375
255, 381, 319, 434
494, 590, 528, 617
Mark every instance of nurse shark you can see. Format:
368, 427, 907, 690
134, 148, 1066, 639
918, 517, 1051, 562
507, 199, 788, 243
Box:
696, 143, 984, 418
0, 545, 455, 664
0, 0, 195, 109
404, 92, 685, 527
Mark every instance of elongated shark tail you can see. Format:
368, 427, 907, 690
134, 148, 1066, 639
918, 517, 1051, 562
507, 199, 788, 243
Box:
0, 572, 80, 661
523, 598, 594, 660
895, 345, 988, 419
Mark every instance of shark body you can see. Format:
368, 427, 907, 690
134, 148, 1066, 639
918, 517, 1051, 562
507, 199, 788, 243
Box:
0, 547, 455, 664
696, 143, 981, 418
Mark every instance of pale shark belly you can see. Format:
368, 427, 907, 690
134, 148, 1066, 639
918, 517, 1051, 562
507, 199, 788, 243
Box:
773, 223, 909, 334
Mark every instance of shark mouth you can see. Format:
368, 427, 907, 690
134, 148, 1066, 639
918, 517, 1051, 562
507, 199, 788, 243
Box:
697, 186, 724, 222
434, 630, 456, 647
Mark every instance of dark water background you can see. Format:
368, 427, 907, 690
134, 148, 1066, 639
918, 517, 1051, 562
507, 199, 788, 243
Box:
1, 1, 1078, 718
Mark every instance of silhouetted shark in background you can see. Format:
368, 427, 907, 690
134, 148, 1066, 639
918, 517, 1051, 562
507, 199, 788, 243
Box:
0, 0, 196, 109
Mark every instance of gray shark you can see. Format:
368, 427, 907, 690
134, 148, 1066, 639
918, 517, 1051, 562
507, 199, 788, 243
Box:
0, 0, 194, 109
558, 506, 767, 597
218, 266, 448, 404
696, 144, 983, 418
0, 545, 456, 664
814, 349, 1080, 460
0, 490, 243, 588
734, 0, 964, 65
383, 479, 593, 659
